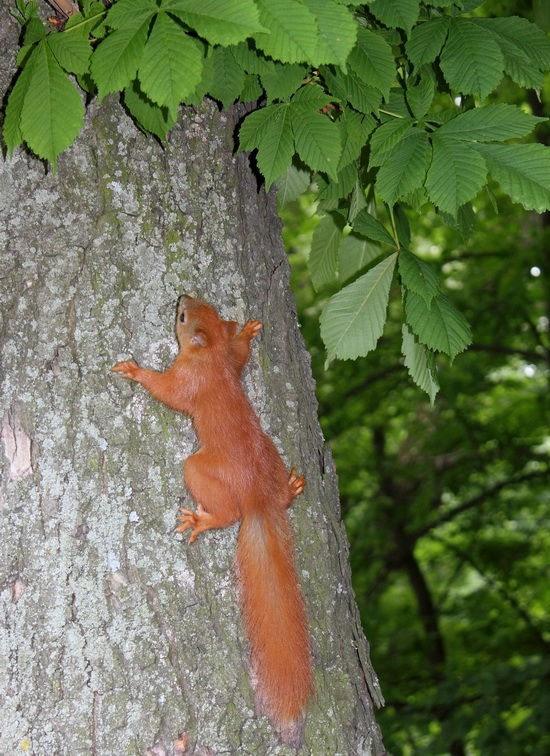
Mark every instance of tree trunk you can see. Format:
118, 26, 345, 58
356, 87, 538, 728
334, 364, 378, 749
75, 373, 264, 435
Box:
0, 11, 385, 755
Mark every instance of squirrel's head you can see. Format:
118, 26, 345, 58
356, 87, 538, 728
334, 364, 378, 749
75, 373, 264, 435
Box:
176, 295, 238, 354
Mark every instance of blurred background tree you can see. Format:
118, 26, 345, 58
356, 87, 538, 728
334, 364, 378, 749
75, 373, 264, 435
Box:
282, 2, 550, 753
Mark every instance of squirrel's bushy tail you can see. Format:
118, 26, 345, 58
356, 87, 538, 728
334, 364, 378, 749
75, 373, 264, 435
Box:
237, 506, 313, 729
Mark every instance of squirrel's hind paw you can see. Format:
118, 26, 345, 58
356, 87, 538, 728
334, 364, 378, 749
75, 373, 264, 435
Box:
176, 504, 214, 544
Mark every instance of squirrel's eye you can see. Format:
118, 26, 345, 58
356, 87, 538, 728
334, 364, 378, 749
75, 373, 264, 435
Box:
179, 311, 185, 323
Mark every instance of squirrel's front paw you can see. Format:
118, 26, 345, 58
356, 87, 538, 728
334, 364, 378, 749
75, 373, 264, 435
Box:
242, 320, 263, 340
112, 360, 141, 380
287, 468, 306, 503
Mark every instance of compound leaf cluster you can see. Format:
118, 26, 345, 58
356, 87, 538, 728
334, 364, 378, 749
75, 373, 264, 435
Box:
4, 0, 550, 399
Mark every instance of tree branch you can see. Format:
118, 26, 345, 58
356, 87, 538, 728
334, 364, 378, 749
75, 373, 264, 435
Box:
414, 469, 550, 539
468, 343, 547, 363
430, 534, 550, 654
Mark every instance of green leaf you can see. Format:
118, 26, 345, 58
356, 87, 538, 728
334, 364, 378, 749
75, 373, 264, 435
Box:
425, 134, 487, 217
369, 0, 421, 35
238, 105, 277, 150
440, 202, 476, 240
209, 45, 246, 108
309, 213, 343, 290
394, 205, 411, 249
437, 104, 547, 143
91, 21, 150, 100
164, 0, 266, 46
65, 3, 105, 37
302, 0, 357, 69
376, 129, 431, 207
383, 89, 413, 119
47, 33, 92, 75
440, 19, 504, 101
184, 50, 215, 105
23, 16, 45, 46
473, 144, 550, 214
322, 67, 382, 115
275, 164, 311, 209
348, 178, 367, 222
16, 43, 35, 69
339, 234, 381, 283
353, 209, 397, 247
76, 72, 96, 96
123, 80, 178, 140
369, 119, 415, 169
473, 16, 550, 73
497, 43, 545, 91
317, 162, 358, 200
230, 40, 273, 76
291, 81, 333, 110
239, 73, 263, 103
460, 0, 485, 10
398, 249, 439, 307
138, 13, 204, 110
401, 324, 439, 404
259, 109, 295, 190
3, 56, 34, 154
291, 107, 341, 180
348, 28, 395, 101
104, 0, 157, 30
470, 17, 550, 90
403, 186, 428, 214
13, 0, 38, 23
242, 104, 294, 190
320, 252, 398, 364
20, 41, 85, 166
405, 17, 449, 70
406, 75, 435, 119
456, 203, 476, 239
254, 0, 319, 64
337, 111, 376, 171
261, 62, 306, 103
405, 290, 472, 360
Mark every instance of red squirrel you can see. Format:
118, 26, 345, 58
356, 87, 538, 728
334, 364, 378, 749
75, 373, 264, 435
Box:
112, 295, 313, 736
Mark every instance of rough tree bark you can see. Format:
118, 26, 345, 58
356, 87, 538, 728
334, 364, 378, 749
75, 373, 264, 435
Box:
0, 9, 385, 755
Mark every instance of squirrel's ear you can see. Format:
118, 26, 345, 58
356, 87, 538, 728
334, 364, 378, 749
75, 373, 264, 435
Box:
223, 321, 238, 340
191, 330, 207, 347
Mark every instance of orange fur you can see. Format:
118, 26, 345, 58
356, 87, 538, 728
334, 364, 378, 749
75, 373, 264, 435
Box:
112, 295, 312, 733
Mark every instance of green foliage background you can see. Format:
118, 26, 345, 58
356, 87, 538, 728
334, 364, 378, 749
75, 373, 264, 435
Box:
283, 43, 550, 752
286, 181, 550, 756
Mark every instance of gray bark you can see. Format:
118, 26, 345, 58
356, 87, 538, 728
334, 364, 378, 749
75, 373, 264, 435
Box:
0, 10, 385, 755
